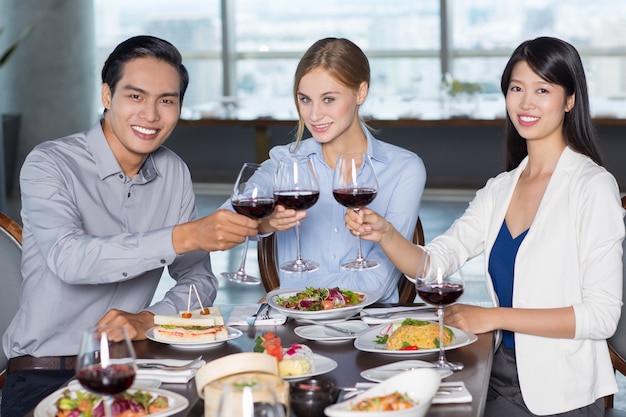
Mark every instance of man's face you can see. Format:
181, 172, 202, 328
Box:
101, 57, 181, 172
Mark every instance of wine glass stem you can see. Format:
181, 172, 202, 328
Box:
235, 237, 249, 276
103, 395, 114, 417
294, 221, 304, 265
353, 209, 365, 262
437, 306, 447, 365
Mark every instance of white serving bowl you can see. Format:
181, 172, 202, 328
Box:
267, 288, 380, 321
324, 368, 441, 417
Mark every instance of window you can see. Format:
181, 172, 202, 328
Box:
94, 0, 626, 119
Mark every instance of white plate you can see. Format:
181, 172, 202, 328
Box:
360, 360, 453, 382
35, 386, 188, 417
324, 368, 440, 417
283, 353, 338, 381
145, 326, 242, 349
267, 288, 381, 321
353, 321, 477, 356
294, 321, 370, 343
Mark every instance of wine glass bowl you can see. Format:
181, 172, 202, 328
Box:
222, 163, 275, 285
332, 153, 379, 270
76, 324, 137, 417
274, 156, 320, 273
415, 250, 465, 371
215, 379, 286, 417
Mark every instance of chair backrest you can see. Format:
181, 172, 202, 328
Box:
258, 217, 425, 304
605, 196, 626, 411
0, 212, 22, 388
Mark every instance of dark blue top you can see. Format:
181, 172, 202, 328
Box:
488, 220, 528, 349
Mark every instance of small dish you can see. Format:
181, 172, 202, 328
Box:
294, 321, 369, 343
290, 378, 338, 417
360, 360, 453, 382
324, 368, 441, 417
145, 326, 243, 349
283, 353, 338, 381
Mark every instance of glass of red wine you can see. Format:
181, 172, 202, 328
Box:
415, 249, 465, 371
274, 155, 320, 273
222, 163, 275, 284
76, 324, 137, 417
332, 152, 379, 270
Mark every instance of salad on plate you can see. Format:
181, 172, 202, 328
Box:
275, 287, 364, 311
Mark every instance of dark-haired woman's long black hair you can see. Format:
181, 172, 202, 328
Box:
500, 37, 602, 170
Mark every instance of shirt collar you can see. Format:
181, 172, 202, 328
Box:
87, 120, 159, 182
298, 122, 388, 165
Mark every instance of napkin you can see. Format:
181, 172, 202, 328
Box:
432, 381, 473, 404
136, 358, 205, 384
354, 381, 472, 404
359, 306, 437, 324
226, 304, 287, 326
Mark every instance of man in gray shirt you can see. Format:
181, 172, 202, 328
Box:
1, 35, 258, 416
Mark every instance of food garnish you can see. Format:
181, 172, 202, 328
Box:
54, 389, 169, 417
275, 287, 363, 311
351, 391, 416, 411
375, 318, 455, 350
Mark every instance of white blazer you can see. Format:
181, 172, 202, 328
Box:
426, 147, 625, 415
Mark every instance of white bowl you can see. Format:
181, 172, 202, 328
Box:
267, 288, 380, 321
324, 368, 441, 417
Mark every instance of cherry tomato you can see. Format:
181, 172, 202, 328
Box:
181, 312, 192, 318
399, 345, 418, 350
200, 307, 211, 315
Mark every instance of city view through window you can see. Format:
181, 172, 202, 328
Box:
95, 0, 626, 120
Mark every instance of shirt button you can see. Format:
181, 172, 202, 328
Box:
122, 272, 128, 277
334, 227, 339, 233
160, 259, 166, 264
118, 174, 123, 179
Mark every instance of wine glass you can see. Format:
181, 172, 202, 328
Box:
274, 155, 320, 273
332, 152, 379, 270
76, 324, 137, 417
222, 163, 275, 285
216, 380, 286, 417
415, 249, 465, 371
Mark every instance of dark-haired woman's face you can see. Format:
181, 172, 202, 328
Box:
505, 61, 574, 144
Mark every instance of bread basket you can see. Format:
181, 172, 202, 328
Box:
195, 352, 289, 417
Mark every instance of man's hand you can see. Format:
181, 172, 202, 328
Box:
173, 209, 259, 254
97, 309, 155, 341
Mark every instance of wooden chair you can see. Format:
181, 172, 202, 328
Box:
605, 195, 626, 416
258, 217, 425, 304
0, 212, 23, 390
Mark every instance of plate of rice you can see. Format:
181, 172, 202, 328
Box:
353, 318, 477, 356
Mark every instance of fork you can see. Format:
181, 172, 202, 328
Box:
360, 307, 435, 319
260, 305, 273, 320
246, 303, 268, 326
137, 356, 203, 371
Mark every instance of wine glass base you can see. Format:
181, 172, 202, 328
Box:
279, 260, 319, 273
434, 360, 464, 371
221, 272, 261, 285
341, 259, 380, 271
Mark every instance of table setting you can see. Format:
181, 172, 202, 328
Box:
28, 287, 493, 417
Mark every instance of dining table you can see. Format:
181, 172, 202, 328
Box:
29, 303, 494, 417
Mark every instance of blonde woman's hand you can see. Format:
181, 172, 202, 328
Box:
259, 204, 307, 233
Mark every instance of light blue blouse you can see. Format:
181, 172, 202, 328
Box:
223, 125, 426, 302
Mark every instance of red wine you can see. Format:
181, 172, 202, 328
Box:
274, 190, 319, 210
232, 197, 275, 219
77, 364, 135, 395
416, 283, 464, 306
333, 188, 377, 208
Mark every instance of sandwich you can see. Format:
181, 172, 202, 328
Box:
153, 307, 228, 343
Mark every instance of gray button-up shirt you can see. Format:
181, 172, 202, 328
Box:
3, 121, 218, 358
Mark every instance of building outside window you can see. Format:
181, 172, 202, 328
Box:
94, 0, 626, 120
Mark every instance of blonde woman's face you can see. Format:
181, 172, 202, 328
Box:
296, 67, 367, 145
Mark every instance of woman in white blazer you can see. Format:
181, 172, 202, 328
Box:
345, 37, 625, 416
